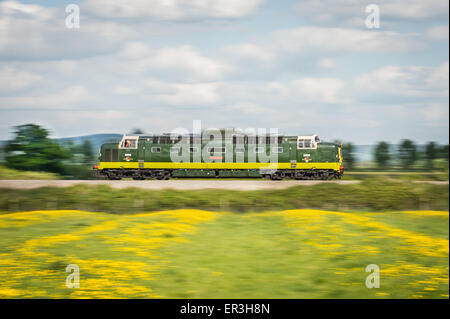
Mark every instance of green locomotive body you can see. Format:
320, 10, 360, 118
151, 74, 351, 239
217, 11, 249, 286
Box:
94, 133, 343, 180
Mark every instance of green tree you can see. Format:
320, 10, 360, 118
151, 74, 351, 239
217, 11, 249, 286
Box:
398, 139, 417, 169
342, 142, 355, 170
80, 140, 94, 165
438, 145, 449, 160
425, 141, 437, 170
4, 124, 69, 174
374, 141, 391, 168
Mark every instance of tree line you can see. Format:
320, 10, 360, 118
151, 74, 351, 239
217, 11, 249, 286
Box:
342, 140, 449, 170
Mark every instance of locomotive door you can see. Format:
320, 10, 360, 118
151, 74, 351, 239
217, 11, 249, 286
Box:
137, 141, 146, 168
289, 141, 297, 169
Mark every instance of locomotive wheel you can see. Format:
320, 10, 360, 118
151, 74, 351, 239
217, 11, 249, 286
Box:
270, 172, 284, 180
156, 175, 170, 180
156, 170, 171, 180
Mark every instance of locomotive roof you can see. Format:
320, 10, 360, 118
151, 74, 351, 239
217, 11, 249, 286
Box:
131, 133, 316, 139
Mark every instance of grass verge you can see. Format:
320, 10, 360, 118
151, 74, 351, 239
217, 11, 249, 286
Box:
0, 178, 448, 213
0, 165, 60, 180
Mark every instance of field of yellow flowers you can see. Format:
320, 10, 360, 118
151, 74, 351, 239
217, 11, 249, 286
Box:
0, 209, 448, 298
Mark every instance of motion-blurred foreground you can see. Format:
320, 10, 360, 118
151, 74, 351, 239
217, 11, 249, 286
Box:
0, 209, 448, 298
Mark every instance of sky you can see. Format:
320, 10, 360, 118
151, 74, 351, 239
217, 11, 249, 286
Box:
0, 0, 448, 144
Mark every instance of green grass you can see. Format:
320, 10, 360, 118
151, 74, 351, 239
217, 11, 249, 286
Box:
152, 211, 449, 298
0, 165, 60, 180
0, 209, 447, 298
0, 178, 448, 213
343, 171, 449, 181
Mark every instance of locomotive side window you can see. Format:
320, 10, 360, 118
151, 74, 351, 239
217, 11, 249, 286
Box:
159, 136, 170, 144
272, 147, 283, 153
171, 136, 183, 144
207, 147, 226, 153
255, 147, 265, 153
190, 147, 198, 153
235, 147, 245, 153
151, 147, 161, 153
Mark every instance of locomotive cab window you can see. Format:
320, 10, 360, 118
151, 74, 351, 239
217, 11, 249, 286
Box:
151, 147, 161, 153
119, 136, 138, 149
122, 139, 137, 148
297, 136, 317, 150
304, 140, 312, 148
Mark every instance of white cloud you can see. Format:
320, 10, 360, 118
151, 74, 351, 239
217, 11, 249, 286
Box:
290, 78, 347, 103
420, 103, 449, 127
425, 62, 449, 95
219, 26, 426, 79
270, 27, 424, 53
0, 65, 42, 91
222, 43, 276, 64
145, 80, 222, 105
294, 0, 449, 26
355, 62, 449, 98
117, 43, 228, 81
83, 0, 263, 20
0, 85, 96, 109
114, 87, 139, 95
220, 26, 426, 75
318, 58, 336, 70
0, 1, 137, 60
427, 26, 450, 41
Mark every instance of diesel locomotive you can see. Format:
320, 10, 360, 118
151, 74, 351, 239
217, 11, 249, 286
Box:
94, 132, 343, 180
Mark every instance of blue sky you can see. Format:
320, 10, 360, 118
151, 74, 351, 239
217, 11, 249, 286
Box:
0, 0, 448, 144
